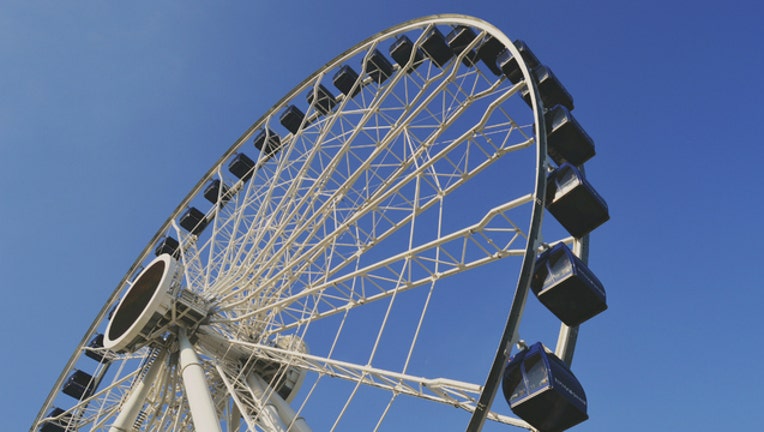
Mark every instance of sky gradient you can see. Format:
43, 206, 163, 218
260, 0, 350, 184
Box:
3, 1, 763, 430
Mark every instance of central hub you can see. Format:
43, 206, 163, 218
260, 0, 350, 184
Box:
104, 254, 208, 353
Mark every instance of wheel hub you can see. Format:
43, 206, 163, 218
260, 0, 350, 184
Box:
103, 254, 209, 353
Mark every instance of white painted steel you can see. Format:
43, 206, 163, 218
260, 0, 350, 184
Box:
103, 254, 178, 352
108, 349, 167, 432
246, 373, 287, 431
30, 14, 575, 432
178, 329, 223, 432
247, 373, 313, 432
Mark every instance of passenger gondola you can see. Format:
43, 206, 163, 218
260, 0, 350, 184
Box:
154, 236, 180, 257
503, 342, 588, 431
203, 179, 231, 205
179, 207, 208, 236
62, 369, 96, 400
84, 333, 109, 363
532, 243, 607, 326
546, 163, 609, 238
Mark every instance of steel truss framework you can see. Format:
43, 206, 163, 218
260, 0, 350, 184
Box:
32, 15, 584, 432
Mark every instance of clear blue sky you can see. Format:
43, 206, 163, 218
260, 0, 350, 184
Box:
3, 1, 763, 430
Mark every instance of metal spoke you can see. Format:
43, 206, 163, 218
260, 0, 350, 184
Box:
33, 15, 559, 432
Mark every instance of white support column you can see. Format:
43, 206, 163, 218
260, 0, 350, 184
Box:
247, 373, 312, 432
109, 349, 167, 432
246, 373, 286, 432
178, 329, 223, 432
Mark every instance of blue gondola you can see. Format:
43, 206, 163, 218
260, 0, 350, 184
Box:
253, 128, 282, 156
447, 25, 478, 66
179, 207, 208, 236
475, 35, 505, 75
421, 27, 453, 67
306, 84, 337, 116
389, 35, 424, 73
280, 104, 306, 135
62, 369, 96, 400
503, 342, 588, 431
546, 163, 609, 238
154, 236, 179, 257
532, 243, 607, 326
203, 179, 230, 205
228, 153, 255, 181
545, 105, 595, 166
40, 407, 70, 432
521, 65, 574, 111
497, 40, 540, 84
365, 49, 394, 84
333, 65, 360, 97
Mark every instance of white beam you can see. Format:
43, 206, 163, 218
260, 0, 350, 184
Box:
109, 349, 166, 432
178, 329, 222, 432
247, 373, 312, 432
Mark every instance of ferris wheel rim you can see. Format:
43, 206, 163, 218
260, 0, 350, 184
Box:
32, 14, 548, 432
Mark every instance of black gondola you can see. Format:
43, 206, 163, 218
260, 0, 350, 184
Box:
179, 207, 208, 236
306, 83, 337, 116
203, 179, 231, 205
532, 243, 607, 326
446, 25, 478, 66
497, 40, 541, 84
365, 49, 394, 84
421, 27, 453, 67
280, 104, 306, 135
502, 342, 588, 431
476, 35, 505, 75
389, 35, 424, 73
85, 333, 109, 362
228, 153, 255, 181
62, 369, 96, 400
333, 65, 360, 97
154, 236, 180, 257
545, 104, 595, 166
546, 163, 609, 238
40, 407, 71, 432
521, 65, 574, 111
253, 128, 282, 156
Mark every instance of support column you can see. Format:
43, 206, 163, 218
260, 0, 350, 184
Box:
109, 348, 166, 432
247, 373, 312, 432
178, 329, 223, 432
246, 373, 286, 432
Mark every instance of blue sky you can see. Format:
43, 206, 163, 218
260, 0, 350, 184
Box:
3, 1, 763, 431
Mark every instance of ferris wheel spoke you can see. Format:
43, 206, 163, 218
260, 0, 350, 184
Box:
249, 196, 532, 335
214, 358, 313, 432
223, 339, 529, 428
214, 363, 266, 431
213, 89, 530, 315
35, 16, 585, 432
212, 128, 527, 324
196, 42, 522, 302
46, 348, 170, 431
106, 348, 168, 432
215, 67, 405, 283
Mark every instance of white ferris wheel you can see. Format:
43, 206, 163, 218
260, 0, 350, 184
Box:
32, 14, 609, 432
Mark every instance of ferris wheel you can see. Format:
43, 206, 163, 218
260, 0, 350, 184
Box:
32, 14, 609, 432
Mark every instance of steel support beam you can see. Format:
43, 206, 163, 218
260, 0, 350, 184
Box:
178, 329, 223, 432
109, 349, 166, 432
